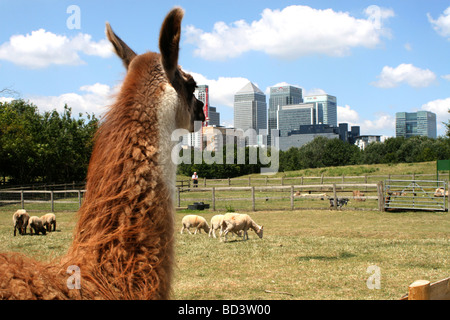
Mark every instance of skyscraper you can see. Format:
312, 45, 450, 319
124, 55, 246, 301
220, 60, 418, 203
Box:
268, 85, 303, 145
396, 111, 437, 138
303, 94, 337, 127
234, 82, 267, 145
195, 85, 210, 126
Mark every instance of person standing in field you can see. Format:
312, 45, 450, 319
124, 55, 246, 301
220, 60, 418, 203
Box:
192, 172, 198, 188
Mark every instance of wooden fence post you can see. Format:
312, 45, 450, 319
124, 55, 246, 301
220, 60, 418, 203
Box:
448, 182, 449, 212
177, 187, 180, 208
332, 184, 337, 210
78, 190, 82, 209
252, 186, 255, 211
50, 190, 54, 212
212, 187, 216, 211
290, 185, 294, 210
21, 190, 24, 209
377, 181, 384, 212
408, 280, 430, 300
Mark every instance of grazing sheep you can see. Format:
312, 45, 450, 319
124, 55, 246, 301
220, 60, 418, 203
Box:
40, 213, 56, 232
12, 209, 30, 236
181, 215, 210, 234
180, 215, 210, 235
209, 214, 224, 238
209, 214, 242, 238
221, 213, 263, 242
28, 216, 47, 235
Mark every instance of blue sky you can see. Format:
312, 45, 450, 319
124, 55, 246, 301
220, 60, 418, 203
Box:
1, 0, 449, 137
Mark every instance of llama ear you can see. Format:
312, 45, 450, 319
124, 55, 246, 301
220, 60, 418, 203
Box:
159, 7, 184, 82
105, 22, 137, 70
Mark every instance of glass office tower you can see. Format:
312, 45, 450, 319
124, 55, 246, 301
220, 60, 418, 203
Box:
234, 82, 267, 146
396, 111, 437, 138
268, 85, 303, 145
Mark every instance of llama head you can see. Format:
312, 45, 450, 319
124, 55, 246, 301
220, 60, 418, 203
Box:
105, 7, 205, 132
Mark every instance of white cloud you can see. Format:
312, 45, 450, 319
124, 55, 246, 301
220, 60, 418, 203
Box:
441, 74, 450, 81
371, 63, 437, 88
185, 5, 394, 61
189, 72, 250, 108
421, 97, 450, 135
361, 113, 395, 134
25, 83, 117, 116
337, 104, 395, 136
0, 29, 113, 68
427, 7, 450, 39
338, 105, 360, 124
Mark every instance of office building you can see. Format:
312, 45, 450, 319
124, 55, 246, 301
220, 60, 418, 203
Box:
268, 85, 303, 144
195, 85, 210, 126
303, 94, 337, 127
277, 103, 316, 137
208, 106, 220, 127
234, 82, 267, 145
396, 111, 437, 139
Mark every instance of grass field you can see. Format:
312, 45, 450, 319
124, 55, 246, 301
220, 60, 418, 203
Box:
0, 206, 448, 300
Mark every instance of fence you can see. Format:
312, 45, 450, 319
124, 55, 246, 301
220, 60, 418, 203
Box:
177, 183, 385, 212
179, 173, 445, 189
0, 189, 86, 212
385, 180, 448, 211
1, 175, 448, 213
401, 277, 450, 300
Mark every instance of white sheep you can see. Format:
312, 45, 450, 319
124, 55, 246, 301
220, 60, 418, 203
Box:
209, 214, 242, 239
209, 214, 224, 238
180, 215, 210, 235
12, 209, 30, 236
40, 213, 56, 232
221, 212, 263, 242
28, 216, 47, 235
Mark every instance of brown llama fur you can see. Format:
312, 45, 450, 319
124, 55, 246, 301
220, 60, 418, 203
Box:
0, 7, 204, 300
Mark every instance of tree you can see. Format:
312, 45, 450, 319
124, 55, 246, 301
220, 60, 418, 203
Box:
0, 100, 98, 184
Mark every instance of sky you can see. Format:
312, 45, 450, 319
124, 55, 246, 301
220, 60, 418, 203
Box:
0, 0, 449, 137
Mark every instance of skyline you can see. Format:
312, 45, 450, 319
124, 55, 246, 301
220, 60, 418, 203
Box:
0, 0, 449, 138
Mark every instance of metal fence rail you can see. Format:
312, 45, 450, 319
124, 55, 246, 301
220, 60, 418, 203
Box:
385, 180, 447, 211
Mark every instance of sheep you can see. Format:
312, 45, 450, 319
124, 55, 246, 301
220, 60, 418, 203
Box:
180, 215, 210, 235
434, 187, 448, 197
40, 213, 56, 232
209, 214, 224, 238
28, 216, 47, 235
209, 214, 243, 239
12, 209, 30, 236
221, 212, 263, 242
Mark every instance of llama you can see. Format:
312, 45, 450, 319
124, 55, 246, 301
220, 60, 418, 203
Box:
0, 7, 204, 300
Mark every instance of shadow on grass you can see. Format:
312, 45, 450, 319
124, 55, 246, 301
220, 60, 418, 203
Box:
297, 251, 356, 262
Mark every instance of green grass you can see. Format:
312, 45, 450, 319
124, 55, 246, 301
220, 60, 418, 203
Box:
1, 207, 448, 300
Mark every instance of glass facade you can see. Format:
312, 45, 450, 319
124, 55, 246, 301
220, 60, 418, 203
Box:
303, 94, 337, 127
396, 111, 437, 139
234, 82, 267, 145
268, 85, 303, 145
277, 104, 315, 137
